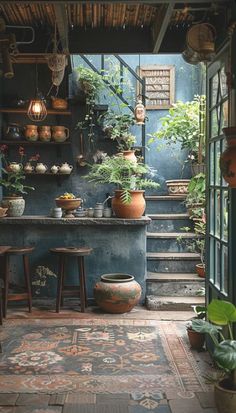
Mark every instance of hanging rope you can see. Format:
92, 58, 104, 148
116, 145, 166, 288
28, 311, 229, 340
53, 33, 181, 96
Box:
46, 22, 67, 96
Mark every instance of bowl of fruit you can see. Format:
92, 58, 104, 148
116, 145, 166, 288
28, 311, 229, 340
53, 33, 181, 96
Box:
55, 193, 81, 217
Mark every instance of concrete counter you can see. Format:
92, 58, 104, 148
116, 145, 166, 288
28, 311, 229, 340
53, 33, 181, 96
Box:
0, 215, 150, 302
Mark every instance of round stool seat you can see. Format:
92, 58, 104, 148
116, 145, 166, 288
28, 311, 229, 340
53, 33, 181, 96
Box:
50, 247, 92, 256
7, 246, 35, 255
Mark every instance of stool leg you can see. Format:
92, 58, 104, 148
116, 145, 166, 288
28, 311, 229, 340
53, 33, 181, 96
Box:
56, 255, 65, 313
78, 257, 86, 313
23, 255, 32, 313
81, 257, 88, 308
3, 254, 10, 318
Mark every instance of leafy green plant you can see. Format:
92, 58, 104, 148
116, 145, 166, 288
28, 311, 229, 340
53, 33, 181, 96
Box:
0, 144, 35, 195
100, 111, 136, 151
192, 299, 236, 390
149, 95, 206, 165
84, 155, 159, 204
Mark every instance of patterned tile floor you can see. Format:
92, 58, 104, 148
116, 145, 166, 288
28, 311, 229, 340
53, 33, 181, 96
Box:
0, 306, 218, 412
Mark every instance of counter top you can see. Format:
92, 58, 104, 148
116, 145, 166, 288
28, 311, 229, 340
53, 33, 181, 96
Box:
0, 215, 151, 226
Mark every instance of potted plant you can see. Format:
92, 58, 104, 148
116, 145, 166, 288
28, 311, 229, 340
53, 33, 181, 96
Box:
187, 304, 206, 350
84, 154, 159, 218
149, 95, 206, 194
0, 144, 35, 216
191, 299, 236, 413
185, 173, 206, 217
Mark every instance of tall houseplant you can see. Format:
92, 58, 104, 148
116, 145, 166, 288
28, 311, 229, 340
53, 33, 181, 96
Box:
192, 299, 236, 413
85, 155, 159, 218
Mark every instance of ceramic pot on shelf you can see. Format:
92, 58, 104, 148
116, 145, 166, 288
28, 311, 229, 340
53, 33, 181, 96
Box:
8, 162, 22, 173
5, 123, 22, 141
35, 163, 48, 174
94, 273, 142, 314
58, 163, 73, 174
51, 165, 59, 174
38, 126, 51, 142
220, 127, 236, 187
51, 126, 69, 142
2, 196, 25, 217
24, 125, 38, 142
51, 97, 68, 110
24, 162, 34, 174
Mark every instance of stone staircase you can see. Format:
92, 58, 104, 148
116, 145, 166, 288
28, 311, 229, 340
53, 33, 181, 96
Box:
145, 195, 205, 310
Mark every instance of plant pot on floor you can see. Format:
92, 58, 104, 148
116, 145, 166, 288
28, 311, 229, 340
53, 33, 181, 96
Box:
166, 179, 190, 196
112, 189, 145, 219
187, 327, 205, 350
196, 263, 205, 278
215, 379, 236, 413
1, 196, 25, 217
94, 273, 142, 314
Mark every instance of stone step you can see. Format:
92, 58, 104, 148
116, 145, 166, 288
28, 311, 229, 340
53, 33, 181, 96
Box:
146, 272, 204, 296
147, 214, 192, 232
145, 195, 186, 214
147, 252, 200, 273
147, 232, 197, 252
146, 295, 205, 311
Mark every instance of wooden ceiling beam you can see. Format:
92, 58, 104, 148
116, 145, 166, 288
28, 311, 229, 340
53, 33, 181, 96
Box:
1, 1, 230, 4
54, 4, 69, 53
152, 3, 174, 53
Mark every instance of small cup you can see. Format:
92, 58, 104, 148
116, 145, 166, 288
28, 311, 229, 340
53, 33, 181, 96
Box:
52, 207, 62, 218
93, 208, 103, 218
95, 203, 104, 210
87, 208, 94, 217
103, 207, 112, 218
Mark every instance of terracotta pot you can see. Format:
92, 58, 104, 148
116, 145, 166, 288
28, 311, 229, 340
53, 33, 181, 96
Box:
1, 196, 25, 217
187, 327, 205, 350
122, 150, 137, 163
52, 126, 69, 142
112, 190, 145, 219
94, 273, 142, 314
24, 125, 38, 141
215, 379, 236, 413
191, 163, 205, 176
220, 127, 236, 187
166, 179, 190, 196
38, 126, 51, 142
51, 97, 68, 110
196, 263, 205, 278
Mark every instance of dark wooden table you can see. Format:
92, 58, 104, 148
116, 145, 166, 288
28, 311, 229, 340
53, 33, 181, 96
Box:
0, 246, 11, 353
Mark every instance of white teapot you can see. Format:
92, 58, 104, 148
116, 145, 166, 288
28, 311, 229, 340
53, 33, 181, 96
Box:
24, 162, 34, 174
59, 162, 73, 174
9, 162, 22, 173
51, 165, 59, 174
35, 162, 48, 174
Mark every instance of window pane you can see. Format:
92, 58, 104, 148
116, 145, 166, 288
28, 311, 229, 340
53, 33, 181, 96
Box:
215, 141, 221, 185
222, 191, 228, 242
210, 73, 219, 107
210, 109, 218, 138
210, 143, 215, 185
210, 189, 215, 235
222, 100, 229, 128
215, 189, 221, 238
220, 67, 228, 99
215, 241, 221, 288
221, 137, 228, 187
222, 245, 228, 295
209, 237, 215, 282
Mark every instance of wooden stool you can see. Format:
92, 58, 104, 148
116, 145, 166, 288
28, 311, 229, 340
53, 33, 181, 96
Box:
50, 247, 92, 313
4, 247, 34, 317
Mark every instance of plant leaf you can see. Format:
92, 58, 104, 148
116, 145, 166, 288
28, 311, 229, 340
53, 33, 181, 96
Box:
208, 299, 236, 325
191, 319, 221, 335
213, 340, 236, 372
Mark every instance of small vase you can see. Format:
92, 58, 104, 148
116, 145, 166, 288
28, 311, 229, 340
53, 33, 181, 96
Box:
2, 196, 25, 217
220, 127, 236, 187
122, 150, 137, 163
94, 273, 142, 314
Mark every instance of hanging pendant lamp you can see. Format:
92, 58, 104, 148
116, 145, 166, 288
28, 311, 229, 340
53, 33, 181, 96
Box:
27, 64, 47, 122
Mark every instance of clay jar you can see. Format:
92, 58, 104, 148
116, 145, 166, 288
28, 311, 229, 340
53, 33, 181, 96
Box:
94, 273, 142, 314
220, 127, 236, 187
38, 126, 51, 142
24, 125, 38, 142
51, 126, 69, 142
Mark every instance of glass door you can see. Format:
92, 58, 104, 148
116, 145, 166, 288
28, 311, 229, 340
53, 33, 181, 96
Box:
206, 45, 231, 302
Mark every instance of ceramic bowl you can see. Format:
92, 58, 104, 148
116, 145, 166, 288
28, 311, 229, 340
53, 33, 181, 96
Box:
0, 207, 8, 217
55, 198, 81, 211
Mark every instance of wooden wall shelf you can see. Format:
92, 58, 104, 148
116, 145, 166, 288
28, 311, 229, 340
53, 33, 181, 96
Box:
0, 140, 71, 146
0, 108, 71, 116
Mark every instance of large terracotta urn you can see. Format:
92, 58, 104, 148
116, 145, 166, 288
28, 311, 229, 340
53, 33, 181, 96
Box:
220, 127, 236, 187
94, 273, 142, 314
112, 190, 145, 219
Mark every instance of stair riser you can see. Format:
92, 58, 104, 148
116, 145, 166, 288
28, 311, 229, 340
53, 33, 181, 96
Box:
146, 200, 186, 214
146, 300, 199, 311
148, 219, 193, 233
147, 260, 199, 273
146, 280, 204, 296
147, 238, 191, 253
